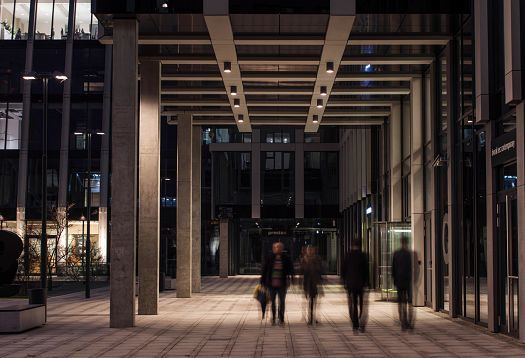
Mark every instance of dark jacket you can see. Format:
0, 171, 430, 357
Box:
342, 250, 369, 291
260, 252, 294, 288
301, 255, 323, 297
392, 248, 412, 290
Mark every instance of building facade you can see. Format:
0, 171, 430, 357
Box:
1, 0, 525, 342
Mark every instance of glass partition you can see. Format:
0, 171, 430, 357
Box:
375, 221, 412, 301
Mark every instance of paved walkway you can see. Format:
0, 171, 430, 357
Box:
1, 276, 524, 357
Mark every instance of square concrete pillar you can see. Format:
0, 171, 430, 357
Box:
219, 218, 229, 278
110, 19, 139, 328
390, 103, 402, 221
410, 77, 425, 307
192, 126, 202, 293
177, 112, 192, 298
138, 61, 161, 314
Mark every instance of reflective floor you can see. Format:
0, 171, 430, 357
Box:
1, 276, 524, 357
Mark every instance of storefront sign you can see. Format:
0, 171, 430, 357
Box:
491, 130, 516, 166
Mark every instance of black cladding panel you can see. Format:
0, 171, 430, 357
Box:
93, 0, 469, 15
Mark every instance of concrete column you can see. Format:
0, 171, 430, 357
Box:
365, 128, 372, 196
515, 102, 525, 341
474, 0, 491, 123
57, 0, 77, 212
351, 129, 357, 205
504, 0, 522, 104
295, 129, 304, 218
485, 121, 497, 332
219, 218, 229, 278
390, 103, 402, 221
251, 129, 261, 218
16, 0, 37, 239
192, 126, 202, 293
177, 112, 193, 297
110, 19, 139, 328
98, 44, 112, 261
357, 129, 362, 201
339, 133, 344, 212
446, 43, 460, 318
138, 61, 161, 315
427, 63, 440, 311
410, 77, 425, 307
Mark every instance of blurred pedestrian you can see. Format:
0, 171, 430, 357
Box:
260, 242, 294, 326
301, 245, 323, 325
392, 236, 414, 330
342, 240, 369, 332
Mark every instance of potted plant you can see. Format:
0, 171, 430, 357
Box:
1, 21, 13, 40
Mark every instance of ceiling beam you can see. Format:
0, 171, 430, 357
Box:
340, 56, 433, 65
348, 33, 450, 46
305, 1, 356, 132
204, 0, 250, 131
160, 71, 415, 82
163, 115, 383, 126
331, 87, 410, 95
147, 55, 434, 66
161, 85, 409, 95
100, 33, 449, 46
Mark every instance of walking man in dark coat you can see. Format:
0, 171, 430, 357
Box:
260, 242, 294, 326
392, 236, 414, 330
342, 240, 369, 331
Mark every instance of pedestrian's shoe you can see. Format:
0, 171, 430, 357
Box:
271, 318, 276, 326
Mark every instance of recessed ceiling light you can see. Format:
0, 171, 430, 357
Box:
316, 99, 323, 108
223, 61, 232, 73
320, 86, 327, 96
238, 114, 244, 123
326, 62, 334, 74
162, 2, 168, 8
312, 115, 319, 124
234, 98, 240, 108
230, 85, 237, 96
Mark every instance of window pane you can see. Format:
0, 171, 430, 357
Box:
14, 1, 30, 39
36, 0, 52, 39
0, 0, 15, 39
0, 102, 21, 150
75, 0, 97, 39
53, 1, 70, 39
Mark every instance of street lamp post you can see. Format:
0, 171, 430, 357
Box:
74, 129, 104, 299
80, 214, 86, 270
23, 71, 67, 293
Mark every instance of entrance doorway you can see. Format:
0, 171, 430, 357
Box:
497, 190, 519, 336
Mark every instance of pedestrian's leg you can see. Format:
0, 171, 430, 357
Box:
270, 288, 277, 324
278, 288, 286, 323
357, 290, 365, 331
308, 296, 314, 324
407, 288, 414, 328
351, 290, 359, 329
397, 288, 404, 328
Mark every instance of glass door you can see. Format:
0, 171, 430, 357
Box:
497, 191, 518, 336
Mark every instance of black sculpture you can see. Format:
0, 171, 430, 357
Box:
0, 230, 23, 297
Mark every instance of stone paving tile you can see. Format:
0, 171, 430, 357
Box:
1, 276, 525, 357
